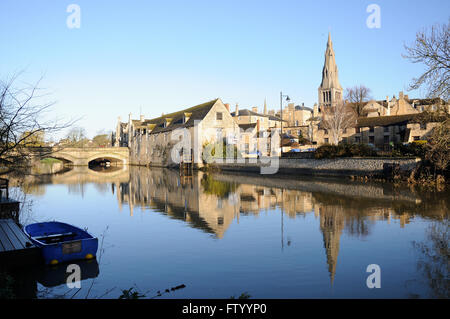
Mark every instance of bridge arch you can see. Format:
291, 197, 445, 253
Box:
34, 147, 129, 166
86, 154, 127, 167
42, 154, 77, 165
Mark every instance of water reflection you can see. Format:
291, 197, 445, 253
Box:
11, 165, 449, 297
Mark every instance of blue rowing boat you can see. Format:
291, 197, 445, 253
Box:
24, 222, 98, 265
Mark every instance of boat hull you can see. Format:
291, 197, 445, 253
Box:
24, 222, 98, 265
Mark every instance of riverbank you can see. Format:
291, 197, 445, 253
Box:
204, 157, 421, 179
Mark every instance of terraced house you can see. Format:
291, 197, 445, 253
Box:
115, 99, 240, 167
230, 103, 284, 156
315, 92, 448, 149
312, 33, 449, 149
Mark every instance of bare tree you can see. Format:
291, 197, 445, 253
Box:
321, 102, 357, 145
345, 85, 372, 116
403, 21, 450, 101
0, 73, 73, 171
63, 127, 89, 147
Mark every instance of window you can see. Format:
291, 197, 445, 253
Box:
216, 112, 223, 120
384, 126, 389, 133
343, 128, 347, 134
216, 128, 223, 140
420, 123, 427, 130
355, 136, 360, 143
413, 136, 420, 141
356, 127, 361, 133
384, 136, 389, 143
324, 138, 329, 144
369, 136, 375, 144
324, 129, 328, 135
369, 126, 374, 133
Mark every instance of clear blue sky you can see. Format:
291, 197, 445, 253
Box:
0, 0, 448, 139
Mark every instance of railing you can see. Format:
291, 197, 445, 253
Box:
0, 178, 8, 201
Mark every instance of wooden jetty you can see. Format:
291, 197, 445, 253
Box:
180, 151, 193, 176
0, 178, 20, 222
0, 219, 41, 268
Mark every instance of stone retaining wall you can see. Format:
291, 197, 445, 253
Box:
209, 157, 420, 177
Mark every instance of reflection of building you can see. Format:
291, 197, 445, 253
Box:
319, 206, 345, 284
110, 167, 427, 283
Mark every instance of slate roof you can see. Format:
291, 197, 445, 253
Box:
295, 105, 313, 111
231, 109, 285, 122
355, 114, 444, 127
238, 123, 257, 131
134, 99, 219, 134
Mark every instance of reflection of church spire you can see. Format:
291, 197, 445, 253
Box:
319, 206, 344, 284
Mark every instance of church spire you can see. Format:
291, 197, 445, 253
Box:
320, 32, 341, 90
318, 32, 343, 110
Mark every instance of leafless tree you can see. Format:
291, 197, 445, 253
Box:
321, 102, 357, 145
345, 85, 372, 116
403, 21, 450, 101
0, 73, 74, 172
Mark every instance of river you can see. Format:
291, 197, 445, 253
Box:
7, 165, 449, 299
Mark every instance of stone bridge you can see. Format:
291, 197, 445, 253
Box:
31, 147, 129, 166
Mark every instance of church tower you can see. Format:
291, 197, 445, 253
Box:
318, 33, 343, 113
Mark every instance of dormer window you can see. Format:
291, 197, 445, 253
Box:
163, 118, 173, 128
183, 112, 192, 124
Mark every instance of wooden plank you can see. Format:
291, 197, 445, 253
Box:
0, 222, 23, 250
0, 221, 15, 251
0, 220, 26, 250
4, 219, 34, 249
0, 229, 5, 252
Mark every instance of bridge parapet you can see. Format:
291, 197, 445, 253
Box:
30, 147, 130, 166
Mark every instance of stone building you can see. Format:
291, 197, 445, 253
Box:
317, 33, 343, 114
311, 33, 448, 148
231, 103, 284, 156
277, 103, 313, 127
115, 98, 240, 167
314, 94, 446, 148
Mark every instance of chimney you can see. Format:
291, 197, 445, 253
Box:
140, 114, 144, 122
399, 91, 404, 100
252, 106, 258, 113
128, 113, 132, 123
224, 103, 230, 113
386, 96, 390, 116
404, 94, 409, 100
235, 103, 239, 117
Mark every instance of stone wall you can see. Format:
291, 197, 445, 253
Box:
129, 100, 240, 167
210, 157, 420, 177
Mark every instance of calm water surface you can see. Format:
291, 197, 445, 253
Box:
11, 166, 449, 299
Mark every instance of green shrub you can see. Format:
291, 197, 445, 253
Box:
395, 142, 426, 157
202, 142, 241, 163
314, 143, 377, 159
